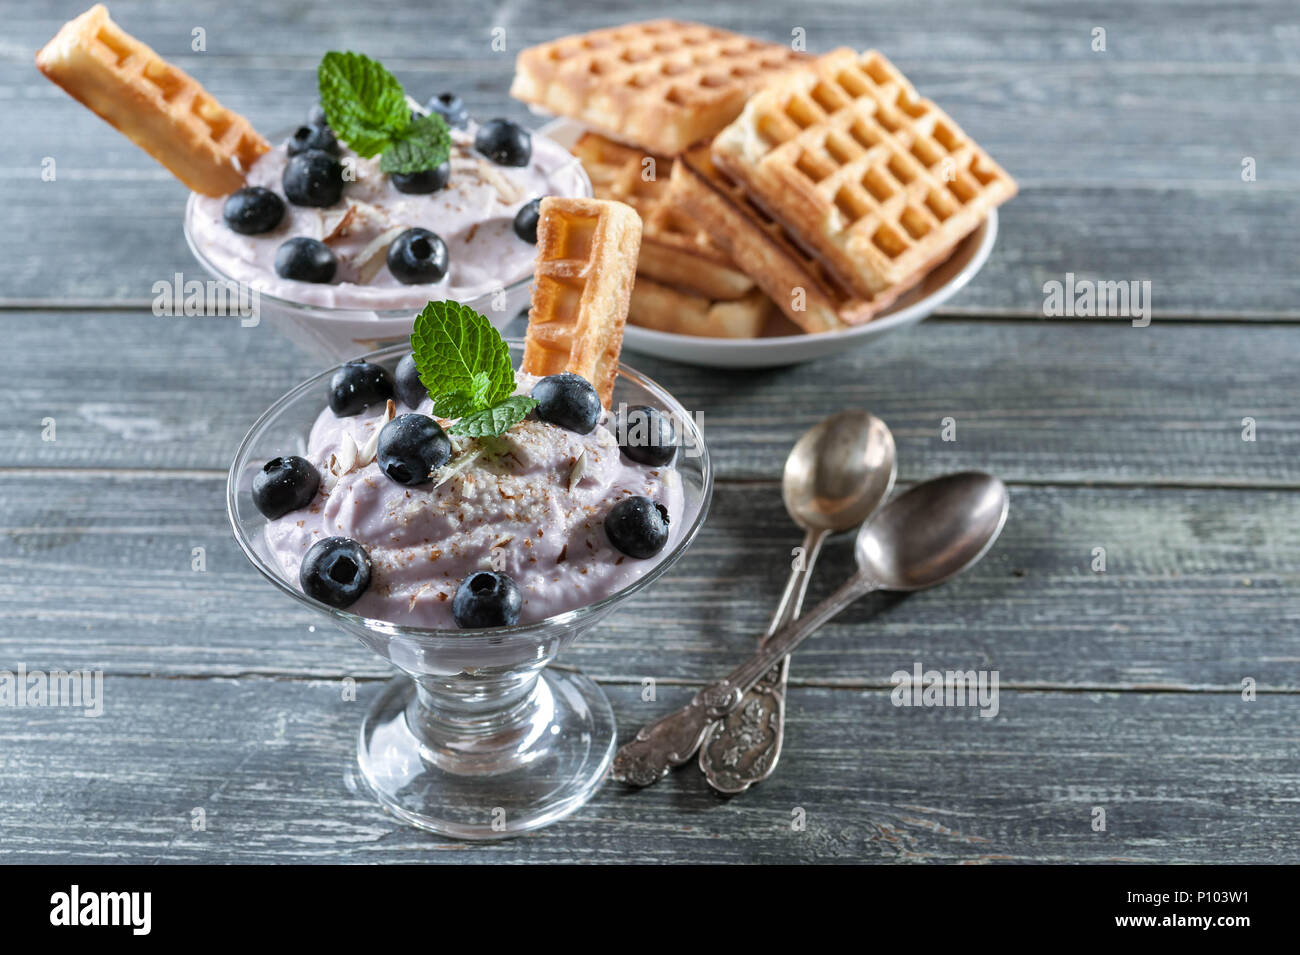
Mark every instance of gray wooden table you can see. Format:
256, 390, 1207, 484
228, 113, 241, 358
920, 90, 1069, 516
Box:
2, 0, 1297, 864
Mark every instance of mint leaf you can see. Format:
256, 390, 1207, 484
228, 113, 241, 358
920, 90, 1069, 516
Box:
448, 397, 539, 438
411, 301, 535, 438
468, 370, 493, 406
411, 300, 521, 437
317, 51, 410, 158
380, 112, 452, 174
429, 390, 479, 420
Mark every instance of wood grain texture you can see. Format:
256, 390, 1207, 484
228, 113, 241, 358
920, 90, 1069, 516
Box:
1, 473, 1296, 690
0, 0, 1296, 864
9, 62, 1294, 186
6, 179, 1296, 316
9, 0, 1300, 66
0, 676, 1294, 864
2, 311, 1295, 486
2, 1, 1297, 314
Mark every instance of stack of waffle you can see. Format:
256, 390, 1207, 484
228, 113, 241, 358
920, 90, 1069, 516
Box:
513, 22, 1016, 339
570, 132, 774, 338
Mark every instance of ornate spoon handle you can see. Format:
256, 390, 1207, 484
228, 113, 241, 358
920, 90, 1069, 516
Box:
699, 527, 827, 793
611, 570, 876, 787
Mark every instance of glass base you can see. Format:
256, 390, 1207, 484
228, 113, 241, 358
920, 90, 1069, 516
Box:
356, 670, 615, 839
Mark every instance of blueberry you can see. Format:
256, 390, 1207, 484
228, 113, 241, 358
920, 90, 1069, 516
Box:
618, 406, 677, 467
394, 353, 428, 408
307, 101, 328, 127
328, 359, 394, 416
282, 149, 344, 207
425, 91, 468, 129
531, 372, 601, 434
222, 186, 285, 235
391, 162, 450, 194
299, 537, 371, 609
376, 413, 451, 486
386, 227, 448, 284
604, 496, 671, 559
513, 197, 543, 243
452, 571, 522, 628
274, 237, 337, 283
286, 123, 339, 157
474, 118, 531, 167
252, 455, 320, 519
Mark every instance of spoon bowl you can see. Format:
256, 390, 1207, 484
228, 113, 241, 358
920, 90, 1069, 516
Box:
854, 471, 1009, 591
782, 410, 897, 532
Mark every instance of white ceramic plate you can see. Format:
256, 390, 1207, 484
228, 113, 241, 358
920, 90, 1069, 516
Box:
540, 117, 1000, 370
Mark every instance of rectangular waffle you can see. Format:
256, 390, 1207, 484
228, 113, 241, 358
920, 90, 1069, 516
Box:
670, 147, 906, 333
630, 279, 773, 339
711, 48, 1016, 298
36, 4, 269, 196
571, 132, 753, 300
522, 197, 642, 406
511, 20, 806, 155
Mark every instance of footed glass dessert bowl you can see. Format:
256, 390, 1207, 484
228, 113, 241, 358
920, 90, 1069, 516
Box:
185, 210, 537, 361
183, 120, 591, 361
228, 342, 711, 838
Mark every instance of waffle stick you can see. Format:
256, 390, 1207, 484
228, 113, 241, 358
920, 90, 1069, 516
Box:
571, 132, 753, 300
512, 20, 806, 155
36, 4, 269, 197
522, 198, 642, 406
711, 48, 1015, 299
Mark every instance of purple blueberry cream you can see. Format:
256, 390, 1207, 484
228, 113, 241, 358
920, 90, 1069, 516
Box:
191, 56, 586, 309
192, 121, 583, 308
259, 370, 683, 629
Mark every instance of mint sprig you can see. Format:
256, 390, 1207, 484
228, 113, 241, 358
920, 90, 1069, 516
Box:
317, 51, 451, 175
448, 397, 541, 438
381, 113, 452, 175
411, 301, 537, 437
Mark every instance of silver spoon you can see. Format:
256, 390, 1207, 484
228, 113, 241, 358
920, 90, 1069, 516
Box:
699, 411, 896, 794
612, 471, 1010, 788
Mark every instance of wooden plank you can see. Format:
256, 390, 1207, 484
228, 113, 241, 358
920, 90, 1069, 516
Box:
2, 0, 1297, 867
4, 13, 1297, 313
10, 0, 1300, 67
1, 474, 1296, 690
2, 311, 1296, 486
0, 676, 1294, 863
9, 60, 1295, 186
6, 177, 1297, 315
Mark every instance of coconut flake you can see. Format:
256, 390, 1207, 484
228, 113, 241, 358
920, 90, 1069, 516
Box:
478, 162, 525, 205
356, 431, 378, 468
407, 580, 434, 611
319, 206, 356, 244
568, 449, 587, 493
335, 433, 359, 476
357, 400, 395, 467
432, 444, 486, 490
352, 225, 408, 283
325, 200, 390, 246
451, 155, 524, 205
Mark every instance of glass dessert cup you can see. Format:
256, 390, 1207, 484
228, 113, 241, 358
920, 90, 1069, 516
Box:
182, 124, 592, 362
185, 205, 535, 360
228, 342, 712, 839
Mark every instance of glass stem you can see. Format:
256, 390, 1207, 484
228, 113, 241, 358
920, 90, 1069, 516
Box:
405, 670, 554, 775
